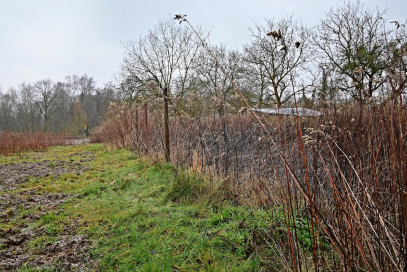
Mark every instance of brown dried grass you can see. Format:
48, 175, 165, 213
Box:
0, 131, 68, 156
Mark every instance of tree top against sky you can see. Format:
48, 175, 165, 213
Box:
0, 0, 405, 91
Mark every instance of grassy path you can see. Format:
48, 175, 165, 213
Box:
1, 144, 279, 271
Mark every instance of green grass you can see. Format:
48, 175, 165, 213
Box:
1, 144, 285, 271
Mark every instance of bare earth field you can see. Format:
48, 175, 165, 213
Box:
0, 149, 95, 271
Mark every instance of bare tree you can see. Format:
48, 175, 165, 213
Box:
0, 88, 18, 131
32, 79, 60, 132
386, 21, 407, 99
16, 83, 40, 131
0, 75, 116, 134
242, 55, 270, 107
194, 45, 243, 115
95, 82, 116, 120
50, 83, 73, 132
121, 19, 203, 107
244, 17, 311, 107
173, 27, 204, 113
65, 74, 95, 103
315, 0, 388, 102
118, 75, 147, 103
65, 74, 102, 128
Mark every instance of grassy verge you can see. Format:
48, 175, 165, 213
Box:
1, 144, 290, 271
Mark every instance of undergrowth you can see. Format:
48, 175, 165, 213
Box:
0, 144, 309, 271
0, 131, 68, 156
93, 101, 407, 271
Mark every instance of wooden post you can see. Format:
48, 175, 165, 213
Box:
144, 102, 148, 147
135, 106, 139, 152
163, 88, 170, 162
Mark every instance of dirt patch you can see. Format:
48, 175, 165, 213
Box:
0, 154, 95, 271
68, 152, 96, 163
0, 159, 89, 191
0, 229, 92, 271
0, 190, 71, 223
36, 234, 91, 271
0, 192, 92, 271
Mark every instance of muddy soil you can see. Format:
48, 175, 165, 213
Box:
0, 158, 90, 191
0, 152, 95, 271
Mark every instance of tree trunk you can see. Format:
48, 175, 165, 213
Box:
163, 88, 170, 162
144, 102, 148, 150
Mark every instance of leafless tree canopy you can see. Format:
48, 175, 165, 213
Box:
193, 45, 244, 115
0, 76, 115, 134
121, 19, 204, 108
244, 17, 312, 107
314, 1, 388, 101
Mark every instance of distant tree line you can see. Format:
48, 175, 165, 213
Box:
0, 75, 115, 134
119, 0, 406, 115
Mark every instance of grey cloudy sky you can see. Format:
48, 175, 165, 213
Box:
0, 0, 406, 91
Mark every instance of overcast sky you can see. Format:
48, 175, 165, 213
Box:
0, 0, 406, 91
